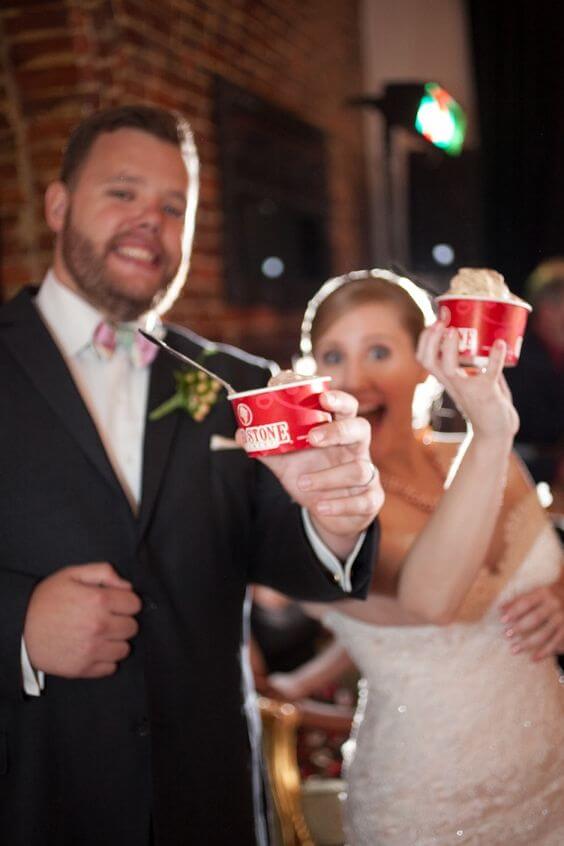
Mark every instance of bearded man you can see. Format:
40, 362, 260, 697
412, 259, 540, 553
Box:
0, 105, 382, 846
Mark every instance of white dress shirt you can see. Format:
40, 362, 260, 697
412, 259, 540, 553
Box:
22, 271, 362, 694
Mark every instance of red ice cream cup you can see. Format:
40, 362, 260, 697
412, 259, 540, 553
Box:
228, 377, 332, 457
435, 295, 532, 367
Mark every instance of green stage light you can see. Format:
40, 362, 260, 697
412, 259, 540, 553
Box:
348, 82, 467, 156
414, 82, 466, 156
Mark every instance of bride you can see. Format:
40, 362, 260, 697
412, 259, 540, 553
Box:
271, 269, 564, 845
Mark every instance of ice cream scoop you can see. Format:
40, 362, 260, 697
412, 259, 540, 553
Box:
447, 268, 528, 306
267, 369, 312, 387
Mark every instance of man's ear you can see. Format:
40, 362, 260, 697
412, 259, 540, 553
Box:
45, 181, 69, 233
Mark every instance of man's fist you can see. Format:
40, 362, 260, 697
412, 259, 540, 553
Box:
23, 562, 142, 679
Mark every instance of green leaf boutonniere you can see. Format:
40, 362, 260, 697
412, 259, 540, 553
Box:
149, 353, 224, 422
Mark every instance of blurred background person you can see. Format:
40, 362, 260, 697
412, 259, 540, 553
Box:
250, 585, 356, 780
505, 258, 564, 498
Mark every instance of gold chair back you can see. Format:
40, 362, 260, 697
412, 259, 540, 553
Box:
259, 696, 315, 846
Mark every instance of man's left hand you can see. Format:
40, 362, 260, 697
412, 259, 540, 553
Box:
240, 390, 384, 555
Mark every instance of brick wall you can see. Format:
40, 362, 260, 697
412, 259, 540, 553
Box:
0, 0, 368, 363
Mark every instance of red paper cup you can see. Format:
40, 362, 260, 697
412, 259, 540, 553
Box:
435, 295, 532, 367
229, 377, 332, 457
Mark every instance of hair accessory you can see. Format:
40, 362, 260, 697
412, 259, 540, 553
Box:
295, 267, 436, 375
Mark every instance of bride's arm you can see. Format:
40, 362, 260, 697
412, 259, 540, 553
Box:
307, 326, 520, 628
395, 324, 518, 623
327, 449, 535, 628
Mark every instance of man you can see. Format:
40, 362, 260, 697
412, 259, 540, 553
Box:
0, 105, 383, 846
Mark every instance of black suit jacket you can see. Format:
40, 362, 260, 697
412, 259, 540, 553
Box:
0, 288, 377, 846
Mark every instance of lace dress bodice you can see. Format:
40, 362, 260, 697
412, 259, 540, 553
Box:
325, 496, 564, 845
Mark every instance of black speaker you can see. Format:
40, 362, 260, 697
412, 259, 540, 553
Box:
408, 149, 484, 275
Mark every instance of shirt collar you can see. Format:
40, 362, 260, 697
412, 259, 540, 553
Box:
35, 270, 162, 358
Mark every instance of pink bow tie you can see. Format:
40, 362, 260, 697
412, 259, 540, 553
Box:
92, 321, 159, 368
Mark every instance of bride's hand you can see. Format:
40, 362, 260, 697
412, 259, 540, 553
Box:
500, 582, 564, 661
417, 322, 519, 441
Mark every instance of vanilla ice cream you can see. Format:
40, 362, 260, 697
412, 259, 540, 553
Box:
447, 268, 528, 306
267, 369, 311, 387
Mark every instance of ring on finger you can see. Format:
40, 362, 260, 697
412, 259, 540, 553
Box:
365, 462, 377, 486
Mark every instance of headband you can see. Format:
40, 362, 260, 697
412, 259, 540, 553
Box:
295, 268, 436, 375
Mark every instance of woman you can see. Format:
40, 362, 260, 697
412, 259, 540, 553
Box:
271, 269, 564, 845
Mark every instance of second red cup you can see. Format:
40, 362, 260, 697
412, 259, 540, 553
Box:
436, 295, 532, 367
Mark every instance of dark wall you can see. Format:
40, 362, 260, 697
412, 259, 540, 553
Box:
468, 0, 564, 294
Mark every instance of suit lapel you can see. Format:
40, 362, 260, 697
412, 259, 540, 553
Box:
0, 289, 131, 505
137, 335, 185, 538
138, 327, 223, 538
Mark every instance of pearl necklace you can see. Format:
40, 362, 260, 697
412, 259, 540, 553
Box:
378, 446, 446, 514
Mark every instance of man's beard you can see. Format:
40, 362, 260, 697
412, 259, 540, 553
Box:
61, 215, 178, 322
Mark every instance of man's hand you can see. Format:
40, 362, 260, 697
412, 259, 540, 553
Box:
24, 563, 142, 679
500, 580, 564, 661
247, 390, 384, 557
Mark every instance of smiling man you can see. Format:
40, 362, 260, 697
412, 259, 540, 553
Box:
0, 105, 383, 846
50, 128, 189, 320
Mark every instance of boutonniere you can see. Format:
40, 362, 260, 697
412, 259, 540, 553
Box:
149, 351, 224, 422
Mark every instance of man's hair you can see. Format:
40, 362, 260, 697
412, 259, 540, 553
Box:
60, 104, 191, 186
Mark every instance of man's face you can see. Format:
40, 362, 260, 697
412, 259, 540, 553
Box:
52, 128, 190, 321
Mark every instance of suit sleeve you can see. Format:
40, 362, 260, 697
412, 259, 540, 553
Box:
0, 569, 39, 702
247, 462, 378, 601
216, 353, 379, 599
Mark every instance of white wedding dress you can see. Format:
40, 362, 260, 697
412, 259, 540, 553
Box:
325, 493, 564, 845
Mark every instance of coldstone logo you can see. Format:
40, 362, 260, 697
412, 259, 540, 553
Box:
237, 403, 253, 427
243, 421, 293, 452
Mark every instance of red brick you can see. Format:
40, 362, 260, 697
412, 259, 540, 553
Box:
7, 36, 74, 68
2, 6, 69, 38
16, 65, 80, 91
1, 0, 367, 349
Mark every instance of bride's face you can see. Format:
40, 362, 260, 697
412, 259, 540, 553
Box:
314, 300, 426, 457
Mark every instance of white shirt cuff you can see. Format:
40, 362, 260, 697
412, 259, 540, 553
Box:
301, 507, 366, 592
21, 638, 45, 696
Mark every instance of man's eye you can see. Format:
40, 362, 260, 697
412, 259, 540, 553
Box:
321, 350, 342, 366
163, 204, 184, 218
369, 345, 390, 361
109, 189, 133, 200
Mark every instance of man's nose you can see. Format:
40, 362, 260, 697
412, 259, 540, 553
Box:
136, 200, 165, 231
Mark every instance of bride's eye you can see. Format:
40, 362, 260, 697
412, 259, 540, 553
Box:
369, 345, 390, 361
321, 349, 342, 366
